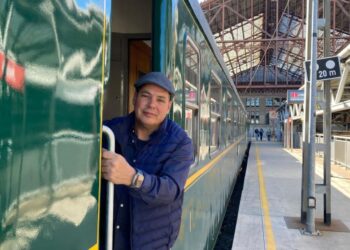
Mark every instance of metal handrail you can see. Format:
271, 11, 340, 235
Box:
102, 126, 115, 250
315, 133, 350, 170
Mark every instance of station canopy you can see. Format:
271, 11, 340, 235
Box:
199, 0, 350, 87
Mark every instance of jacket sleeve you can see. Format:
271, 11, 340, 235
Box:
129, 136, 194, 206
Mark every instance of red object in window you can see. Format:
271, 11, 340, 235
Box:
0, 51, 5, 79
6, 59, 25, 92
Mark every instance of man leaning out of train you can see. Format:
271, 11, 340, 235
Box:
102, 72, 195, 250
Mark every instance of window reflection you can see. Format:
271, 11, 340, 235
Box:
210, 73, 221, 153
185, 37, 200, 163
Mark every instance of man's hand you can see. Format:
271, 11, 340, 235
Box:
101, 149, 136, 186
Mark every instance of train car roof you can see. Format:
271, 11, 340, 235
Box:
187, 0, 246, 111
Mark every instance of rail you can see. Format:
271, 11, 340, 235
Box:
315, 134, 350, 170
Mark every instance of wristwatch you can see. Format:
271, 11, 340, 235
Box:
130, 170, 144, 189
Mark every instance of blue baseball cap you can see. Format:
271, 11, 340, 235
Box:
135, 72, 175, 96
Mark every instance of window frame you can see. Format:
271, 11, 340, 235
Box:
226, 91, 234, 143
209, 71, 222, 156
184, 35, 201, 167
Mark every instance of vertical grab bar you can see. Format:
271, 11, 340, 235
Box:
102, 126, 115, 250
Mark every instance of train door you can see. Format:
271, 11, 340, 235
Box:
128, 40, 152, 112
99, 0, 152, 248
103, 0, 152, 120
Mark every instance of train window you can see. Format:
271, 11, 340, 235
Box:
226, 92, 234, 143
210, 72, 221, 154
233, 99, 238, 140
184, 36, 200, 162
235, 107, 239, 138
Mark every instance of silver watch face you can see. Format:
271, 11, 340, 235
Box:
135, 173, 144, 188
132, 171, 144, 188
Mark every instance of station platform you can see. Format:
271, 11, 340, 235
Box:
232, 141, 350, 250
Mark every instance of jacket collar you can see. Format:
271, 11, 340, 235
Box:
126, 112, 169, 144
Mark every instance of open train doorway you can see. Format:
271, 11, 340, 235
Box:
103, 0, 152, 120
128, 40, 152, 113
99, 1, 152, 248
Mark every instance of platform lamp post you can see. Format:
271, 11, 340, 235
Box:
303, 0, 335, 231
301, 0, 312, 225
322, 0, 332, 226
304, 0, 318, 235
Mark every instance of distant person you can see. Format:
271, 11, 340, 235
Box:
254, 128, 259, 141
102, 72, 194, 250
259, 128, 264, 141
266, 128, 271, 141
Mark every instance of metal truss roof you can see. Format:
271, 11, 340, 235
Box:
200, 0, 350, 88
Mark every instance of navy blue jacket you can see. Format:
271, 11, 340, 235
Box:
105, 112, 194, 250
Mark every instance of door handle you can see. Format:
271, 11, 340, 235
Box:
102, 125, 115, 250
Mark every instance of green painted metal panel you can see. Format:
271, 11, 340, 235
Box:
0, 0, 111, 249
174, 149, 243, 250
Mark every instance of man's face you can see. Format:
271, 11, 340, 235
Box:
133, 83, 172, 130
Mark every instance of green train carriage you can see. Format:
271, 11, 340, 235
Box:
0, 0, 248, 249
